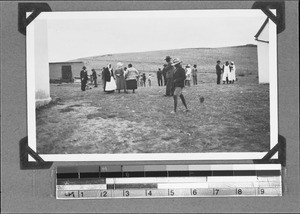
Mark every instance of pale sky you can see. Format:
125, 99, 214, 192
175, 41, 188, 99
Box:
35, 10, 268, 62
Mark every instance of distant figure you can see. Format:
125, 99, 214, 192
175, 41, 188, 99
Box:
125, 64, 139, 93
148, 74, 152, 87
162, 64, 167, 86
229, 61, 236, 83
185, 64, 191, 87
91, 69, 98, 87
171, 58, 188, 113
163, 56, 175, 96
115, 62, 127, 93
139, 76, 144, 87
142, 73, 146, 87
157, 68, 163, 86
222, 61, 230, 84
216, 60, 222, 84
80, 66, 88, 91
101, 67, 106, 91
104, 63, 116, 93
191, 64, 198, 85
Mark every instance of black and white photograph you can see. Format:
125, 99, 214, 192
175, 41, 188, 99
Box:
1, 1, 299, 212
27, 9, 278, 161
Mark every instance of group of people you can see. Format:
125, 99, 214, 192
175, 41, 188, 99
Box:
216, 60, 236, 84
156, 63, 198, 88
80, 63, 140, 93
139, 73, 153, 87
102, 63, 140, 93
80, 57, 237, 114
160, 56, 189, 113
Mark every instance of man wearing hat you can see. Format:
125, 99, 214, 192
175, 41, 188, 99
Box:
171, 58, 189, 113
163, 56, 175, 96
80, 66, 88, 91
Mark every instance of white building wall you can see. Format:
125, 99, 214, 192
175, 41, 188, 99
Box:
257, 21, 269, 84
257, 42, 269, 83
27, 16, 51, 153
33, 19, 51, 107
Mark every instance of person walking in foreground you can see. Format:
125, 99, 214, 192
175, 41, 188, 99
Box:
216, 60, 222, 84
163, 56, 175, 96
157, 68, 163, 86
192, 64, 198, 85
115, 62, 127, 93
222, 61, 230, 84
91, 69, 98, 87
171, 58, 188, 114
104, 63, 117, 93
125, 64, 139, 93
80, 66, 88, 91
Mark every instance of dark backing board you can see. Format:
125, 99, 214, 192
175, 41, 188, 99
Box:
1, 1, 299, 213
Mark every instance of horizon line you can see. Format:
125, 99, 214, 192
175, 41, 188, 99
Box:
49, 44, 257, 63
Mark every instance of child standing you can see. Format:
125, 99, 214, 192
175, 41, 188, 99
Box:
148, 74, 152, 87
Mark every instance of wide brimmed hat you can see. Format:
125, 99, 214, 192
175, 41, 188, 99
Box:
172, 58, 182, 66
231, 61, 234, 64
186, 64, 191, 67
82, 66, 86, 69
165, 56, 171, 60
117, 62, 123, 67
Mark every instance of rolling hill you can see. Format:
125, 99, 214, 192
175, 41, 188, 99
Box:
69, 45, 258, 75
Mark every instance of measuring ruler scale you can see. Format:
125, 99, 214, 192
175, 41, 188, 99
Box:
56, 164, 282, 199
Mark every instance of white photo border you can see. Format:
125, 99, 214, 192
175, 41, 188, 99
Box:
26, 9, 278, 162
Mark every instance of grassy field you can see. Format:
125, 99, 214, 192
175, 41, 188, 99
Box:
36, 71, 270, 154
74, 45, 258, 76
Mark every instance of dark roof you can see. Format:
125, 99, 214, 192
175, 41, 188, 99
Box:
49, 61, 83, 64
254, 18, 269, 38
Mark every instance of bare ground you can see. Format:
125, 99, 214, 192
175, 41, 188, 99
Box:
36, 73, 270, 154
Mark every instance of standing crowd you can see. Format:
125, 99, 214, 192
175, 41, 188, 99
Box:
79, 56, 237, 113
215, 60, 236, 84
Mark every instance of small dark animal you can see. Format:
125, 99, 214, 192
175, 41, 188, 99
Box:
199, 96, 205, 103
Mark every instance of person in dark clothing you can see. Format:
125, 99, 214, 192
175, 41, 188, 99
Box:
91, 69, 98, 87
142, 73, 146, 87
157, 68, 163, 86
103, 64, 116, 93
80, 66, 88, 91
171, 58, 188, 113
162, 64, 167, 86
163, 56, 175, 96
216, 60, 222, 84
101, 67, 106, 91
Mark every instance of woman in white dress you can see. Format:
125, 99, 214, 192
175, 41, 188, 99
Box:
104, 63, 117, 93
222, 61, 230, 84
229, 61, 236, 83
